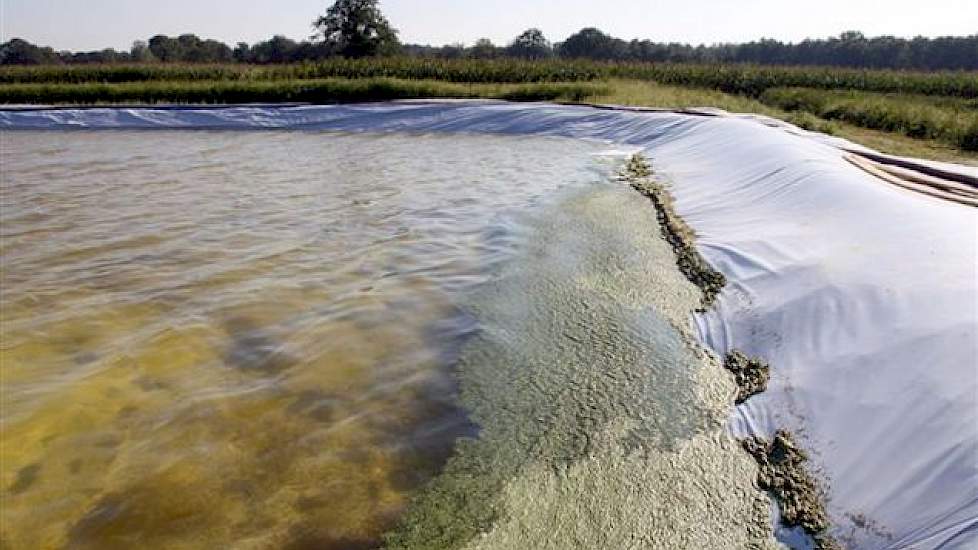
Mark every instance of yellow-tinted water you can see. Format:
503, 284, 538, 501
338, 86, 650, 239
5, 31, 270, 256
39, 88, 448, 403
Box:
0, 131, 609, 549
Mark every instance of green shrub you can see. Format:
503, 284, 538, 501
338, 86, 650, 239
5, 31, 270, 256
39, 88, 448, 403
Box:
959, 121, 978, 151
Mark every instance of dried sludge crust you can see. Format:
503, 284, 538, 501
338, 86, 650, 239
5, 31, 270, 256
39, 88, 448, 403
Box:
742, 432, 841, 550
723, 350, 770, 405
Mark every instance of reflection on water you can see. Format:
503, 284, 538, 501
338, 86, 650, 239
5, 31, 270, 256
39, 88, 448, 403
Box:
0, 131, 609, 548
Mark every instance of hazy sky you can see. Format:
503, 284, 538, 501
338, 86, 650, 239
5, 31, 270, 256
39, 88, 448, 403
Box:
2, 0, 976, 51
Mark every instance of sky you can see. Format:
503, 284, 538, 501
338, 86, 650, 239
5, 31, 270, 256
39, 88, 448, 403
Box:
2, 0, 976, 52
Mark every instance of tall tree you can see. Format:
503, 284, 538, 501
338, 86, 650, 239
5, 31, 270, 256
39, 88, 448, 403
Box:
250, 35, 300, 63
313, 0, 400, 58
507, 28, 552, 59
233, 42, 252, 63
130, 40, 156, 62
468, 38, 498, 59
559, 28, 627, 59
0, 38, 62, 64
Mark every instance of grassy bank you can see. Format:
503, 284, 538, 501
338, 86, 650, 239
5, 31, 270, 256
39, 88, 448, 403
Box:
609, 62, 978, 98
0, 78, 607, 104
580, 80, 976, 163
760, 87, 978, 150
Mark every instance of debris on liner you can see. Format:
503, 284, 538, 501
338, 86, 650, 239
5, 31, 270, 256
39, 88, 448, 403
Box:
724, 350, 771, 404
742, 432, 841, 550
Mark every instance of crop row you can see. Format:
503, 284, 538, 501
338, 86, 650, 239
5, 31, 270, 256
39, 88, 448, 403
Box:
2, 59, 975, 98
0, 59, 604, 85
0, 78, 608, 105
611, 63, 978, 99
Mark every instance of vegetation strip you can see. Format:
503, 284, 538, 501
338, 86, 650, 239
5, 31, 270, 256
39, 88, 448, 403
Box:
618, 153, 726, 309
2, 59, 975, 99
0, 78, 607, 105
760, 86, 978, 151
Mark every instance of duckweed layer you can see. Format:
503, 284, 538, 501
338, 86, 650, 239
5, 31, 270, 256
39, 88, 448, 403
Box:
384, 181, 779, 549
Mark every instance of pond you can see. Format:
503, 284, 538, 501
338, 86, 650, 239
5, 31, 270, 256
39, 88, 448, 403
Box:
0, 130, 618, 548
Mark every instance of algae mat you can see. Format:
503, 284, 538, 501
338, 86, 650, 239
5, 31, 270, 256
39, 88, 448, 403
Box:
386, 183, 779, 549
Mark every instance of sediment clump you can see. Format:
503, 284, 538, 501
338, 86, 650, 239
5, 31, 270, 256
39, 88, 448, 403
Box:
619, 154, 726, 310
724, 350, 771, 404
742, 431, 841, 550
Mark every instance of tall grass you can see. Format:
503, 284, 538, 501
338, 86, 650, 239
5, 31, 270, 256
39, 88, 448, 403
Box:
0, 78, 608, 105
580, 80, 842, 135
610, 63, 978, 98
2, 59, 975, 97
760, 87, 978, 151
0, 59, 603, 85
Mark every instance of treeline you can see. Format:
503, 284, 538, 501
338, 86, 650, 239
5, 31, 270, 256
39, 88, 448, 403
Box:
2, 28, 977, 70
555, 29, 978, 71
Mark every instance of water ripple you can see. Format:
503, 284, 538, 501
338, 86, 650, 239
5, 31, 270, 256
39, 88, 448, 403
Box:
0, 130, 611, 548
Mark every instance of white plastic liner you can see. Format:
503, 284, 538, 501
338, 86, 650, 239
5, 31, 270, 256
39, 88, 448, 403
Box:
3, 102, 976, 548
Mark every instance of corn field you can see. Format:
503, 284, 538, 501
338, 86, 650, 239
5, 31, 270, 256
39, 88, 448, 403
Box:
2, 59, 975, 98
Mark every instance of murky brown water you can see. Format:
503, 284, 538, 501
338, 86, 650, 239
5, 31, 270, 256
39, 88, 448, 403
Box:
0, 130, 611, 549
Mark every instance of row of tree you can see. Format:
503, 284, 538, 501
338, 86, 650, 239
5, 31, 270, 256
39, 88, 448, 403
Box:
413, 29, 978, 70
2, 0, 976, 70
5, 29, 976, 70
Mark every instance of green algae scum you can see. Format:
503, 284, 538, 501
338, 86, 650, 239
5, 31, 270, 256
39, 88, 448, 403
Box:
384, 158, 790, 549
3, 133, 783, 549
